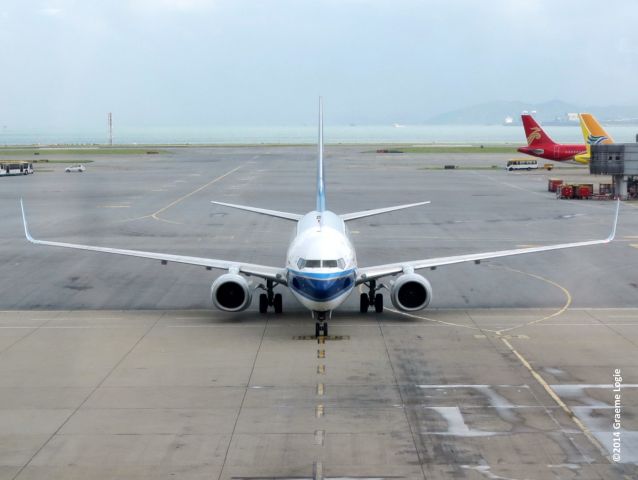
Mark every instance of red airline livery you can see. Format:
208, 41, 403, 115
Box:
517, 114, 586, 162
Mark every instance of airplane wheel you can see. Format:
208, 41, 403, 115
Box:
315, 323, 320, 337
273, 293, 283, 314
374, 293, 383, 313
360, 293, 369, 313
259, 294, 268, 314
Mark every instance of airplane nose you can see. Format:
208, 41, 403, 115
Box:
291, 275, 353, 301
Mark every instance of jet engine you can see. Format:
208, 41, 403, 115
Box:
211, 274, 252, 312
389, 273, 432, 311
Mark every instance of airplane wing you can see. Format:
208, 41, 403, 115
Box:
357, 200, 619, 284
20, 200, 287, 284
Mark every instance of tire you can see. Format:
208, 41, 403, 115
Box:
360, 293, 369, 313
259, 294, 268, 314
374, 293, 383, 313
315, 323, 320, 337
273, 293, 283, 314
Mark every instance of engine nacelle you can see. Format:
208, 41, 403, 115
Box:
390, 273, 432, 311
211, 274, 252, 312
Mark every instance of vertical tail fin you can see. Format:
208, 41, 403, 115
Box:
316, 97, 326, 212
521, 114, 556, 146
576, 114, 593, 163
580, 113, 614, 145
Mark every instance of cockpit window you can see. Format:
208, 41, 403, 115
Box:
297, 258, 346, 269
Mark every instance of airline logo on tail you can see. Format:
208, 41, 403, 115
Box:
527, 127, 542, 145
574, 113, 614, 164
518, 114, 585, 162
587, 134, 609, 145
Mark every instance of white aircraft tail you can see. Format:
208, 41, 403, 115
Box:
211, 98, 429, 222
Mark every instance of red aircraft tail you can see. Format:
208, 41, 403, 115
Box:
521, 114, 556, 147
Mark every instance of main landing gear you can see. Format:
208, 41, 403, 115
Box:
360, 279, 384, 313
258, 279, 283, 314
315, 311, 328, 337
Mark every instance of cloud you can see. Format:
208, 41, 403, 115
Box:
129, 0, 215, 12
38, 7, 63, 16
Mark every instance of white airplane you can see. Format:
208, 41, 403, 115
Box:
21, 100, 619, 337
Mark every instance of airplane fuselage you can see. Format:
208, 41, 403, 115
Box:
286, 210, 357, 313
517, 144, 586, 161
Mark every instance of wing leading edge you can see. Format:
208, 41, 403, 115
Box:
20, 200, 286, 283
357, 200, 620, 283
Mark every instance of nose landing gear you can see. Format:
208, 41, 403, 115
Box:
315, 311, 329, 338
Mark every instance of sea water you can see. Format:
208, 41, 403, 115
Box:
2, 124, 638, 146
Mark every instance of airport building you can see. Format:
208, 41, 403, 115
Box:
590, 143, 638, 199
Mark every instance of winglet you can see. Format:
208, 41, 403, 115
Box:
608, 199, 620, 242
20, 199, 35, 243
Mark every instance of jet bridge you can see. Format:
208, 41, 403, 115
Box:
590, 143, 638, 199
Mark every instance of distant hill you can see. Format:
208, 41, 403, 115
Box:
426, 100, 638, 125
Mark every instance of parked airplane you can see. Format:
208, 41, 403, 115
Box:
21, 101, 619, 337
518, 114, 587, 163
574, 113, 615, 164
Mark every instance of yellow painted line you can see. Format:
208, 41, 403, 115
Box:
386, 307, 485, 332
317, 349, 325, 359
315, 404, 324, 418
317, 364, 325, 375
317, 336, 325, 345
151, 164, 244, 222
493, 266, 572, 334
623, 235, 638, 239
317, 383, 325, 396
516, 244, 539, 248
382, 266, 572, 336
501, 337, 609, 460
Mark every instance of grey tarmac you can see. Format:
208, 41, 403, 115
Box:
0, 145, 636, 479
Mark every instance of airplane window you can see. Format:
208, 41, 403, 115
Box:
304, 260, 321, 268
337, 258, 345, 269
322, 260, 338, 268
297, 258, 306, 269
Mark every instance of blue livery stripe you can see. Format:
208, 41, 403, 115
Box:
288, 270, 355, 302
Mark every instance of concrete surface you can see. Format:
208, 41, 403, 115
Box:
0, 146, 636, 479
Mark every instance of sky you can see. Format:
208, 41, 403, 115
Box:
1, 0, 638, 129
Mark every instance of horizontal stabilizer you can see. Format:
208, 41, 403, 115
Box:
211, 201, 303, 221
340, 201, 430, 221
